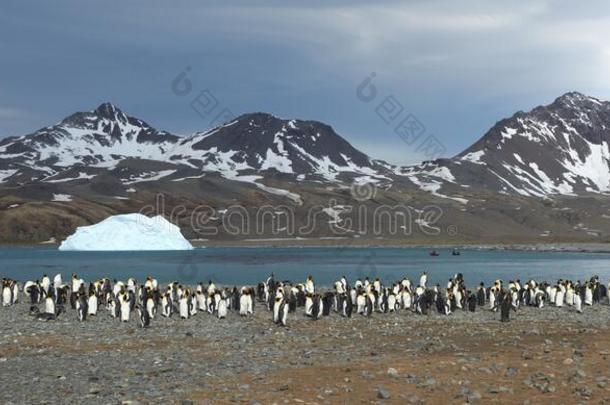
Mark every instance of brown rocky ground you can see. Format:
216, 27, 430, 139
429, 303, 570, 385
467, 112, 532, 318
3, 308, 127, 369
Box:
1, 300, 610, 404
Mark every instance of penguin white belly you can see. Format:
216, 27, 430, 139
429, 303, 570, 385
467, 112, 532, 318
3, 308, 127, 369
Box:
179, 299, 189, 319
11, 285, 18, 304
356, 296, 365, 314
305, 298, 313, 316
489, 293, 495, 310
239, 295, 249, 315
454, 292, 462, 309
41, 280, 50, 295
585, 289, 593, 305
549, 289, 557, 304
206, 296, 214, 313
273, 300, 281, 322
161, 297, 171, 317
388, 295, 396, 312
555, 291, 564, 307
402, 292, 411, 309
281, 304, 288, 326
2, 287, 11, 306
574, 295, 582, 313
88, 296, 98, 315
566, 290, 574, 306
146, 298, 156, 319
189, 299, 197, 316
44, 298, 55, 314
247, 296, 253, 314
218, 300, 227, 318
120, 301, 130, 321
197, 295, 206, 311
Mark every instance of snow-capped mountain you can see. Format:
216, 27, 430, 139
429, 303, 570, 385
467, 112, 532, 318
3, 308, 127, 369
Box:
4, 93, 610, 244
165, 112, 389, 182
0, 104, 389, 185
3, 92, 610, 198
403, 92, 610, 197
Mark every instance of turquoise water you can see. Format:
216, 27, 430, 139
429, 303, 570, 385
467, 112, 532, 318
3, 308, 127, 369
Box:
1, 247, 610, 286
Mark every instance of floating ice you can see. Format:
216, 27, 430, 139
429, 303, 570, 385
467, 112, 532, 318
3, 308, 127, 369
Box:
58, 213, 193, 251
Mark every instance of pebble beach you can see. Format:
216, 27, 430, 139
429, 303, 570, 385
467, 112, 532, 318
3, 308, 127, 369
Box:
2, 295, 610, 404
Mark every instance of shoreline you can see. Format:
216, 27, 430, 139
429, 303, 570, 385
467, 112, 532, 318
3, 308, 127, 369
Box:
3, 241, 610, 253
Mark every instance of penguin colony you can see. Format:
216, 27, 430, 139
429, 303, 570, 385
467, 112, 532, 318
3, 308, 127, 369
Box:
1, 272, 607, 327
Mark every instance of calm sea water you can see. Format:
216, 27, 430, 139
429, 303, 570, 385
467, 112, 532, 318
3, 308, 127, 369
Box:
1, 247, 610, 286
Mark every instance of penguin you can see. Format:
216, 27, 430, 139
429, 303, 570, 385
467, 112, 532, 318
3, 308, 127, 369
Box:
273, 296, 283, 324
401, 290, 412, 310
574, 289, 583, 313
120, 294, 131, 322
500, 291, 515, 322
387, 292, 397, 313
146, 295, 156, 319
188, 292, 197, 317
179, 293, 189, 319
305, 275, 315, 294
363, 293, 373, 317
356, 291, 366, 315
137, 305, 150, 328
322, 293, 333, 316
10, 281, 19, 305
341, 293, 353, 318
305, 294, 314, 317
489, 287, 496, 311
87, 291, 98, 316
44, 294, 56, 315
217, 298, 228, 319
161, 293, 172, 317
41, 274, 50, 296
76, 293, 88, 322
278, 299, 288, 327
467, 293, 477, 312
585, 283, 593, 306
239, 292, 250, 316
555, 286, 565, 308
1, 281, 12, 307
28, 282, 41, 305
419, 272, 427, 288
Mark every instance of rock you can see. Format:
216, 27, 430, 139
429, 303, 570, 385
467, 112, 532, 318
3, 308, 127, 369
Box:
575, 369, 586, 379
377, 387, 391, 399
467, 390, 482, 402
408, 395, 422, 404
418, 378, 437, 388
563, 358, 574, 365
522, 351, 533, 360
575, 387, 593, 397
387, 367, 399, 378
505, 367, 518, 377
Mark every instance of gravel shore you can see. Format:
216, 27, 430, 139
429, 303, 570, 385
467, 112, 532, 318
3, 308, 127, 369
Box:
1, 297, 610, 404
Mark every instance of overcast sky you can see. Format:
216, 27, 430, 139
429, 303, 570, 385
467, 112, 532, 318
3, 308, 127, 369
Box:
1, 0, 610, 164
